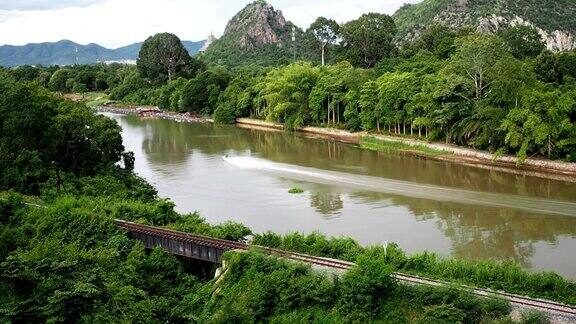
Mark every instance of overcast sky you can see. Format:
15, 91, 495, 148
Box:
0, 0, 421, 48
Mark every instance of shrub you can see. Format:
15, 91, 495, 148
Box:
418, 305, 466, 324
0, 191, 24, 224
288, 187, 304, 194
338, 255, 396, 317
213, 102, 237, 124
520, 309, 550, 324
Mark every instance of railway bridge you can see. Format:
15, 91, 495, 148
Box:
115, 219, 245, 263
115, 219, 576, 320
114, 219, 351, 268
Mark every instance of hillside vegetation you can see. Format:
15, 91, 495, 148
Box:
394, 0, 576, 49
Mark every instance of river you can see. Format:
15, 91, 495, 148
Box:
105, 113, 576, 279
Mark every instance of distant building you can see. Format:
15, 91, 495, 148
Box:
199, 33, 216, 52
101, 59, 137, 65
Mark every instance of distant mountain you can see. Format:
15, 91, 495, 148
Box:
202, 0, 302, 66
0, 39, 205, 67
393, 0, 576, 51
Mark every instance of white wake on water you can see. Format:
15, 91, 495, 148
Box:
223, 156, 576, 217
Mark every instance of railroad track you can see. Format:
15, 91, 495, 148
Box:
115, 220, 576, 317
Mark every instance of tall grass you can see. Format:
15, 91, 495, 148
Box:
83, 92, 114, 108
360, 136, 446, 156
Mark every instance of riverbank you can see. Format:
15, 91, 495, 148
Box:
94, 105, 212, 123
236, 118, 576, 182
93, 106, 576, 181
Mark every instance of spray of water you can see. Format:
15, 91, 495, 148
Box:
223, 156, 576, 217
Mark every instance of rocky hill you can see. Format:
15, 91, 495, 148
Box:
0, 39, 205, 67
393, 0, 576, 51
202, 0, 302, 66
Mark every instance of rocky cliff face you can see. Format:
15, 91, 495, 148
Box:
477, 15, 575, 52
394, 0, 576, 51
202, 1, 301, 66
221, 0, 294, 48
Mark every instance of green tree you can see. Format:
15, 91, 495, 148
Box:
412, 24, 458, 59
502, 88, 576, 161
499, 25, 545, 59
48, 68, 74, 92
10, 65, 41, 82
445, 34, 508, 100
180, 67, 231, 114
109, 69, 149, 102
260, 62, 319, 129
341, 13, 396, 68
535, 50, 560, 84
359, 81, 380, 131
338, 256, 396, 318
306, 17, 340, 66
154, 77, 187, 110
0, 74, 126, 193
309, 63, 346, 126
376, 72, 422, 135
557, 52, 576, 84
137, 33, 197, 84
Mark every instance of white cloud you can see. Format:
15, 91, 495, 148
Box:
0, 0, 104, 11
0, 0, 421, 48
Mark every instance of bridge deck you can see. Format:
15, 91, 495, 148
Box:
115, 219, 247, 263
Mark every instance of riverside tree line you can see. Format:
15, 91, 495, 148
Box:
5, 15, 576, 162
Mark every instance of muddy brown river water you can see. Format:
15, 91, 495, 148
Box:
105, 112, 576, 279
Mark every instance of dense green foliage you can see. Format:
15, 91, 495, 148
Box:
0, 72, 127, 194
252, 231, 576, 305
180, 67, 231, 114
7, 63, 131, 94
199, 251, 514, 323
340, 13, 397, 68
137, 33, 202, 84
499, 25, 547, 59
0, 186, 550, 322
3, 2, 575, 321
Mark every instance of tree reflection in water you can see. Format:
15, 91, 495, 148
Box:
350, 191, 576, 267
310, 192, 344, 218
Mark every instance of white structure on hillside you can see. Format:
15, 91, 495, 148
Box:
199, 33, 216, 52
